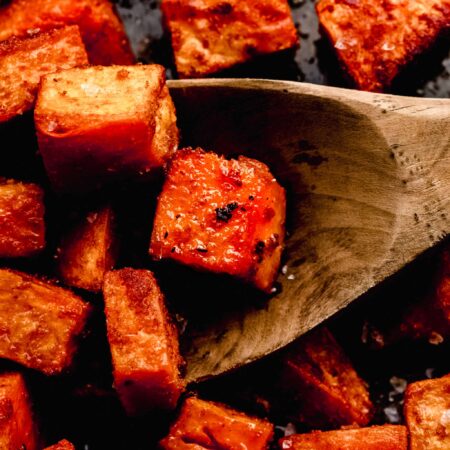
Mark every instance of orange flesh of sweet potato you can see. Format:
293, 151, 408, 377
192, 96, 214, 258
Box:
279, 425, 408, 450
279, 327, 373, 428
0, 179, 45, 258
316, 0, 450, 92
161, 0, 298, 78
0, 269, 91, 375
44, 439, 75, 450
58, 205, 116, 292
35, 65, 179, 192
103, 268, 185, 415
149, 148, 286, 292
0, 26, 87, 123
405, 374, 450, 450
0, 0, 134, 65
159, 397, 274, 450
0, 372, 39, 450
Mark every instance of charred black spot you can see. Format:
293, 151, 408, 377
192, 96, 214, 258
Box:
164, 231, 169, 239
211, 2, 233, 14
255, 241, 265, 255
249, 195, 254, 201
197, 247, 208, 253
215, 202, 238, 222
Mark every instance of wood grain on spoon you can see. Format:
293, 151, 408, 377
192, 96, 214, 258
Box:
167, 79, 450, 383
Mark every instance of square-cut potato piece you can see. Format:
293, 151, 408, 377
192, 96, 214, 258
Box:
0, 0, 134, 65
0, 26, 87, 123
0, 372, 39, 450
149, 148, 286, 292
405, 374, 450, 450
0, 269, 91, 375
316, 0, 450, 92
103, 268, 185, 415
278, 327, 373, 428
0, 179, 45, 258
44, 440, 74, 450
35, 65, 179, 192
376, 245, 450, 346
161, 0, 298, 78
279, 425, 408, 450
58, 205, 116, 292
160, 397, 274, 449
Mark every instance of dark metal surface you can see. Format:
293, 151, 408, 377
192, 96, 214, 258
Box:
114, 0, 450, 98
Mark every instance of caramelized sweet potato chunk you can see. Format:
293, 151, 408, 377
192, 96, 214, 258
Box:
316, 0, 450, 92
279, 425, 408, 450
405, 374, 450, 449
35, 65, 179, 192
159, 397, 274, 449
0, 26, 87, 123
0, 0, 134, 65
103, 268, 185, 415
277, 327, 373, 428
372, 245, 450, 346
0, 179, 45, 258
0, 372, 39, 450
0, 269, 91, 375
161, 0, 298, 78
44, 439, 75, 450
150, 148, 286, 292
58, 205, 116, 292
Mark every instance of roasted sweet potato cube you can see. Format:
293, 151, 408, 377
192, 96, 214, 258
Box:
404, 374, 450, 449
279, 425, 408, 450
103, 268, 185, 415
0, 372, 39, 450
161, 0, 298, 78
35, 65, 179, 192
149, 148, 286, 292
58, 205, 117, 292
0, 269, 91, 375
160, 397, 274, 449
374, 245, 450, 346
0, 26, 87, 123
277, 327, 373, 428
0, 0, 134, 65
0, 179, 45, 258
44, 440, 74, 450
316, 0, 450, 92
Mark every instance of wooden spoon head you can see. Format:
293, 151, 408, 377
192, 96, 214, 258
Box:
167, 79, 450, 383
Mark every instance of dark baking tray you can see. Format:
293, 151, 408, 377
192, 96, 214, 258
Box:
2, 1, 450, 449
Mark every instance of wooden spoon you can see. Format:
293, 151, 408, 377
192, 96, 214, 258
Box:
167, 79, 450, 383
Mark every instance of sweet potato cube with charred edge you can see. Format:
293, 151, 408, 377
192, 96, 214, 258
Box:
35, 65, 179, 192
161, 0, 298, 78
405, 374, 450, 449
150, 148, 286, 292
316, 0, 450, 92
0, 269, 91, 375
103, 269, 185, 415
58, 205, 116, 292
0, 0, 134, 65
278, 327, 373, 428
0, 372, 39, 450
159, 397, 274, 449
44, 439, 75, 450
370, 244, 450, 347
279, 425, 408, 450
0, 26, 87, 123
0, 180, 45, 258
